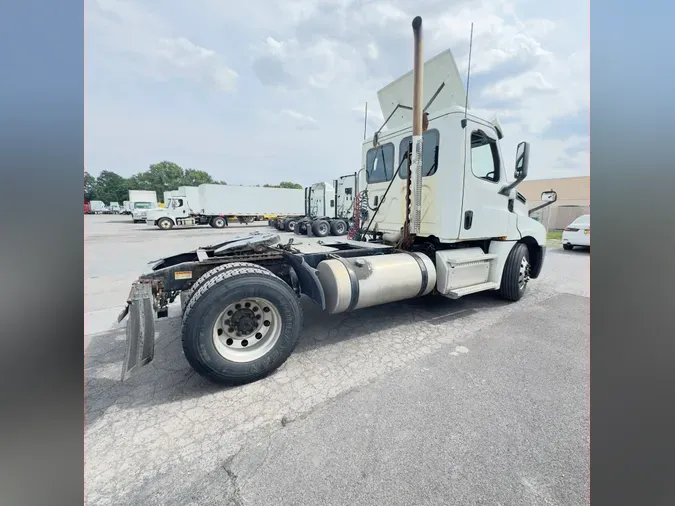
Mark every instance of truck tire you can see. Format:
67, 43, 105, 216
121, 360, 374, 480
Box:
285, 219, 298, 232
157, 217, 174, 230
498, 242, 531, 302
181, 264, 303, 385
296, 221, 308, 235
311, 219, 330, 237
181, 262, 272, 322
211, 216, 227, 228
330, 220, 348, 236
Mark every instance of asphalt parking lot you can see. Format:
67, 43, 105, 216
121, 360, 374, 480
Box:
85, 215, 590, 505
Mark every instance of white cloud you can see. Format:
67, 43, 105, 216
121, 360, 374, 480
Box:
281, 109, 319, 129
87, 0, 238, 93
86, 0, 589, 184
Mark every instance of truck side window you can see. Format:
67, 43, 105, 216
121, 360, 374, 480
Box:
366, 143, 395, 184
470, 130, 500, 183
398, 129, 440, 179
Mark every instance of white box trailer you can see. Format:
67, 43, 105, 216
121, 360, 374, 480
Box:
145, 184, 305, 230
129, 190, 158, 222
163, 190, 178, 204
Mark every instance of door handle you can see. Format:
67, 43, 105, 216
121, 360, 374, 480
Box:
464, 211, 473, 230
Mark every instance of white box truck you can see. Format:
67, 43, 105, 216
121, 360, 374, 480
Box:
89, 200, 105, 214
122, 201, 131, 214
109, 202, 121, 214
145, 184, 304, 230
128, 190, 158, 223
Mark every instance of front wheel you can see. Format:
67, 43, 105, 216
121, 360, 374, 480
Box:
498, 242, 531, 302
157, 217, 174, 230
181, 265, 303, 385
563, 243, 573, 250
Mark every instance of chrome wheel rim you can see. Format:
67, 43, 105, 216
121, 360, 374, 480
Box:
518, 256, 531, 290
319, 223, 328, 234
212, 297, 282, 362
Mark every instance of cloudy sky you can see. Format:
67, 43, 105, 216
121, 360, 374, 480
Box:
85, 0, 589, 185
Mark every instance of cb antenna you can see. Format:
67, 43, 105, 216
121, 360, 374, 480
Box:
363, 102, 368, 140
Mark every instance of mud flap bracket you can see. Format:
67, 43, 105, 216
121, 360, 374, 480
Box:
121, 282, 156, 381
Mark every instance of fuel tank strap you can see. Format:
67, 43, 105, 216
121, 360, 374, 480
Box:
404, 251, 429, 297
333, 257, 360, 312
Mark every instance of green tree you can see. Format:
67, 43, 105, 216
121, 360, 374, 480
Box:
264, 181, 303, 189
183, 168, 215, 186
279, 181, 303, 189
84, 171, 96, 201
93, 170, 129, 204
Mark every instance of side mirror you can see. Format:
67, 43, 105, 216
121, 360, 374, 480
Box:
527, 189, 558, 216
514, 141, 530, 180
541, 190, 557, 203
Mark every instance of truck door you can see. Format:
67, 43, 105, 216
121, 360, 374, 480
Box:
171, 198, 189, 219
459, 122, 511, 240
364, 142, 403, 231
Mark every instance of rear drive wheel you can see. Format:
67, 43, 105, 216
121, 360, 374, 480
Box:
563, 243, 573, 250
312, 219, 330, 237
182, 265, 302, 385
181, 262, 272, 323
157, 217, 174, 230
286, 219, 298, 232
330, 220, 347, 236
211, 216, 227, 228
498, 242, 531, 302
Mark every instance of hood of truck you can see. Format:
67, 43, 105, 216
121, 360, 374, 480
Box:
144, 208, 167, 220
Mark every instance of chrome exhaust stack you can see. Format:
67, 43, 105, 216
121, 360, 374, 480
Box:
410, 16, 424, 235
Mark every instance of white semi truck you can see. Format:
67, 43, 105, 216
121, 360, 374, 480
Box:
273, 173, 357, 237
145, 184, 305, 230
118, 17, 558, 387
129, 190, 158, 223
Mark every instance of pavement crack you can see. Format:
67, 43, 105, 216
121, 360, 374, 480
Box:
222, 454, 245, 506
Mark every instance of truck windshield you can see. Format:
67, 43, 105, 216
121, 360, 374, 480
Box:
134, 202, 152, 209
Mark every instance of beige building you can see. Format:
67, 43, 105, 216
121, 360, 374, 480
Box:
518, 176, 590, 230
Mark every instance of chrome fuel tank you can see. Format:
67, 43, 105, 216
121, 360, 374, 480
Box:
317, 252, 436, 314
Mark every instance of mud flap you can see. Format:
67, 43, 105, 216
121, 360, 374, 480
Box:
121, 282, 156, 381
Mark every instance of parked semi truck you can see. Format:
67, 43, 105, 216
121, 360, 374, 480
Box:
129, 190, 158, 223
145, 184, 305, 230
270, 173, 357, 237
118, 17, 558, 387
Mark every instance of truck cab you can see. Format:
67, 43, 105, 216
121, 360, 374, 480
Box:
131, 202, 155, 222
363, 49, 546, 250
